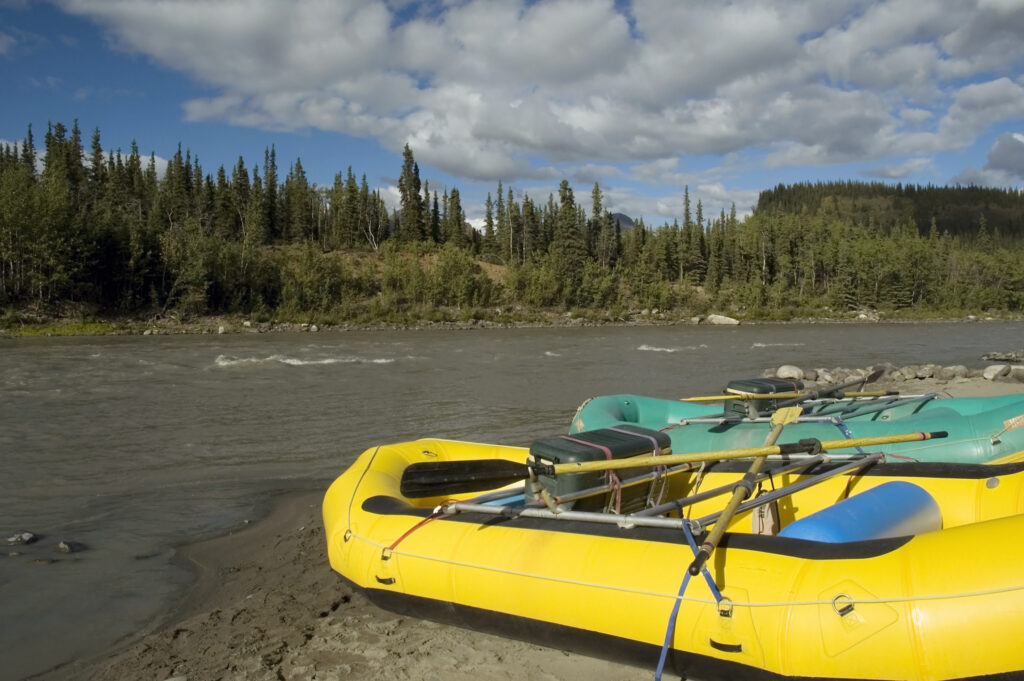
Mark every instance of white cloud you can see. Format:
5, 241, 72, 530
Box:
952, 132, 1024, 187
54, 0, 1024, 222
937, 78, 1024, 147
0, 31, 15, 54
988, 132, 1024, 176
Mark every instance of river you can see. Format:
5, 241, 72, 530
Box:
2, 321, 1021, 680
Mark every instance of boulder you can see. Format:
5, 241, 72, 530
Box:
705, 314, 739, 325
915, 364, 936, 379
983, 350, 1024, 362
57, 540, 87, 554
776, 365, 805, 381
899, 365, 921, 380
937, 365, 969, 381
983, 364, 1011, 380
814, 368, 836, 384
6, 531, 37, 546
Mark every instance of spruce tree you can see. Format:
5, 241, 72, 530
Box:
397, 144, 423, 242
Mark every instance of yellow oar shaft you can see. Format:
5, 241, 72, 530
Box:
548, 430, 942, 475
687, 408, 800, 575
683, 390, 894, 402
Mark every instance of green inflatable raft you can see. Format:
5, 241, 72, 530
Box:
569, 382, 1024, 464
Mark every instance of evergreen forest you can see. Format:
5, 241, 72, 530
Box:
3, 121, 1024, 330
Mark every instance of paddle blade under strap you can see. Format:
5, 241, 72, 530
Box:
400, 459, 530, 498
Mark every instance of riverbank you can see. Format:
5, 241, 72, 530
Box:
40, 488, 654, 681
3, 307, 1020, 338
34, 374, 1024, 681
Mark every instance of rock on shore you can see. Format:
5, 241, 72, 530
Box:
764, 360, 1024, 397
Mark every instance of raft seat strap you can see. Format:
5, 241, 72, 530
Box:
606, 426, 669, 506
655, 521, 722, 681
558, 435, 623, 513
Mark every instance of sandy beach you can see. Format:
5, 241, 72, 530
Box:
42, 490, 654, 681
37, 374, 1024, 681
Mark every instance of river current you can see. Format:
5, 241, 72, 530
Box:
3, 321, 1022, 680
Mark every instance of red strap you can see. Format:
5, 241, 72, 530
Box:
387, 507, 451, 552
557, 435, 614, 460
606, 427, 663, 456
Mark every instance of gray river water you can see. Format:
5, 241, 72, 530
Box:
2, 321, 1022, 679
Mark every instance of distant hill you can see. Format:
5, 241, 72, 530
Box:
755, 181, 1024, 242
610, 212, 634, 231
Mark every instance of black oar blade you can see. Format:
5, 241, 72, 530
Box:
775, 367, 888, 410
400, 459, 530, 498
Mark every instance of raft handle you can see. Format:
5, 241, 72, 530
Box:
717, 597, 734, 618
709, 639, 742, 653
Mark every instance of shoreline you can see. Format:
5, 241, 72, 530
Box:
3, 310, 1022, 339
42, 488, 654, 681
35, 375, 1024, 681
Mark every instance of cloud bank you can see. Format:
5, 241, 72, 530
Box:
56, 0, 1024, 218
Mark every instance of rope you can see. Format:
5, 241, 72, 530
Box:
347, 529, 1024, 606
345, 446, 381, 538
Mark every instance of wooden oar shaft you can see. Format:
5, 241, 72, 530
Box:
402, 429, 948, 498
689, 444, 766, 572
683, 389, 895, 402
546, 430, 945, 476
687, 409, 797, 575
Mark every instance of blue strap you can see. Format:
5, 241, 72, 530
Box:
830, 416, 867, 455
682, 520, 723, 602
654, 568, 691, 680
655, 522, 722, 681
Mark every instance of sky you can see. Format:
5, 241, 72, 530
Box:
2, 0, 1024, 228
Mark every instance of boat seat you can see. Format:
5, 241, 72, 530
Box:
529, 425, 671, 511
778, 481, 942, 543
530, 425, 671, 464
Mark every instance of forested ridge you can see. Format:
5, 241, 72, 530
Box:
2, 121, 1024, 331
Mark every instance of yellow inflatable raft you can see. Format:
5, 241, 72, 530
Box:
324, 430, 1024, 681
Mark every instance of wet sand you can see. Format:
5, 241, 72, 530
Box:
43, 488, 652, 681
39, 376, 1024, 681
